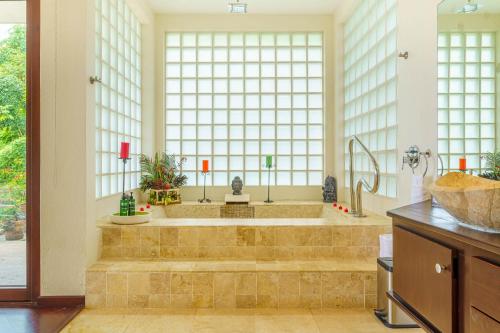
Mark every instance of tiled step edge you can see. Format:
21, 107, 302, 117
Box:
86, 260, 377, 310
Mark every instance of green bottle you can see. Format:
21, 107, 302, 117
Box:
120, 194, 129, 216
128, 192, 136, 216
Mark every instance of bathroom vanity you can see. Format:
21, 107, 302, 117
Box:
387, 201, 500, 333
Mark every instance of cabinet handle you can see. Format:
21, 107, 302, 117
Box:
435, 263, 447, 274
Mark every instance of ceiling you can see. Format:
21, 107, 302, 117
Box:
438, 0, 500, 14
145, 0, 343, 14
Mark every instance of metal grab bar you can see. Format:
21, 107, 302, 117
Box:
348, 135, 380, 217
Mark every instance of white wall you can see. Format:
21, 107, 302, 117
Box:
333, 0, 441, 216
154, 14, 334, 202
41, 0, 90, 295
40, 0, 155, 295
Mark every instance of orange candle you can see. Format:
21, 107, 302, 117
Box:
459, 157, 466, 171
202, 160, 209, 173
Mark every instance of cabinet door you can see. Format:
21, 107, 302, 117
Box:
393, 226, 456, 333
470, 257, 500, 321
470, 307, 500, 333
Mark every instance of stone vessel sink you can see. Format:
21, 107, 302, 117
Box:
429, 172, 500, 233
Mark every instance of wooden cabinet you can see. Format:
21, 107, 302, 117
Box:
388, 201, 500, 333
393, 226, 456, 333
470, 307, 499, 333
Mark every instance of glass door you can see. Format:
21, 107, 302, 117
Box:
0, 0, 28, 300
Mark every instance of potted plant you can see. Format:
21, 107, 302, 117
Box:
2, 207, 24, 241
479, 151, 500, 181
139, 153, 187, 205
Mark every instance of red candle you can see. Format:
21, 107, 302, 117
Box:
202, 160, 209, 173
459, 157, 466, 171
120, 142, 130, 159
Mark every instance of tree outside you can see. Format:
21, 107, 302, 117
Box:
0, 24, 26, 240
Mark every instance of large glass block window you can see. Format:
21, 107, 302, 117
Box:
95, 0, 142, 198
343, 0, 398, 198
165, 32, 324, 186
438, 32, 496, 173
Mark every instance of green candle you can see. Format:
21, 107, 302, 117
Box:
265, 155, 272, 168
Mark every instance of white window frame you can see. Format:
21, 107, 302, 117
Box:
343, 0, 398, 198
164, 32, 325, 186
438, 31, 497, 174
95, 0, 142, 198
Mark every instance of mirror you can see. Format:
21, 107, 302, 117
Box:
437, 0, 500, 179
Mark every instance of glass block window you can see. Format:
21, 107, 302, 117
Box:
95, 0, 142, 198
343, 0, 398, 198
165, 32, 324, 186
438, 32, 496, 174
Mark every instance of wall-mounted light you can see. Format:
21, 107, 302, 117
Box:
228, 0, 247, 14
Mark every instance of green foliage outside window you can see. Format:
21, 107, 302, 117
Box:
0, 25, 26, 223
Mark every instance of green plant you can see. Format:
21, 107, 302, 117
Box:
479, 151, 500, 181
139, 152, 187, 192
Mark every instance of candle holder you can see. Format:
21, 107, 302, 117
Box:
198, 171, 211, 203
119, 156, 131, 196
264, 163, 275, 203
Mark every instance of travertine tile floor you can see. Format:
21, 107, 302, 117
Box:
61, 308, 425, 333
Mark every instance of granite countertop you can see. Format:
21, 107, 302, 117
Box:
388, 200, 500, 254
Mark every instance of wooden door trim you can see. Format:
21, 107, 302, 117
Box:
26, 0, 41, 302
0, 0, 40, 304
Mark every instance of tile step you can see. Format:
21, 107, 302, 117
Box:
86, 259, 377, 310
88, 259, 376, 273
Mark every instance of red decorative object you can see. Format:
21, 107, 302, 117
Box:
146, 204, 151, 209
139, 207, 145, 212
459, 157, 466, 171
344, 208, 349, 213
338, 205, 343, 210
333, 203, 337, 207
202, 160, 209, 173
165, 183, 171, 190
120, 142, 130, 159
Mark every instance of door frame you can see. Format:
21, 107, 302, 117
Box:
0, 0, 40, 304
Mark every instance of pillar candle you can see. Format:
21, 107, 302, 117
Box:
202, 160, 209, 173
459, 157, 466, 171
120, 142, 130, 159
265, 155, 272, 168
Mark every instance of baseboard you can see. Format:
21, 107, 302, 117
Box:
36, 296, 85, 308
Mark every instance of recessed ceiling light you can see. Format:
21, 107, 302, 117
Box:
457, 0, 482, 13
228, 0, 247, 14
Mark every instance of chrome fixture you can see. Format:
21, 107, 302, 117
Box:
401, 145, 431, 176
398, 51, 409, 59
228, 0, 247, 13
348, 136, 380, 218
89, 75, 102, 84
437, 154, 444, 177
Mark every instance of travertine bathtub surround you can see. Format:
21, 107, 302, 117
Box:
162, 201, 324, 218
92, 203, 390, 310
100, 224, 389, 260
86, 260, 376, 310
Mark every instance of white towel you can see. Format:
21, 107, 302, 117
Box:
379, 234, 393, 258
410, 175, 433, 203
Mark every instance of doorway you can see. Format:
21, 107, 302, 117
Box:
0, 0, 39, 302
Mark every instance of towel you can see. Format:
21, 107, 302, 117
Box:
379, 234, 393, 257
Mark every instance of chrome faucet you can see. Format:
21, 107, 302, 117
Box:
348, 136, 380, 217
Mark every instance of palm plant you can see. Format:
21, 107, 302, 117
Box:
139, 153, 187, 191
479, 151, 500, 181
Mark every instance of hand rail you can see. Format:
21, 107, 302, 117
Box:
348, 135, 380, 217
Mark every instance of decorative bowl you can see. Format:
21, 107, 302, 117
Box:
109, 211, 152, 225
429, 172, 500, 233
